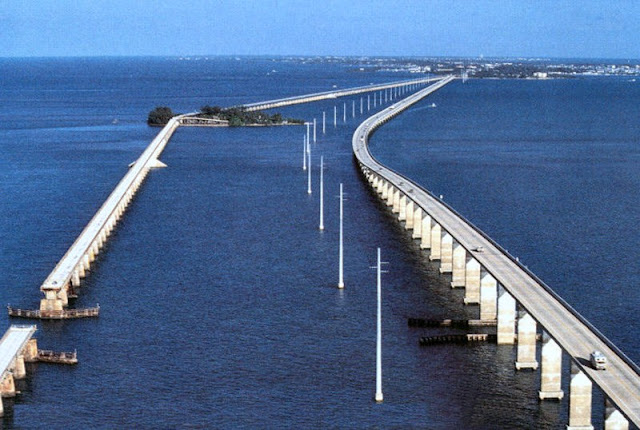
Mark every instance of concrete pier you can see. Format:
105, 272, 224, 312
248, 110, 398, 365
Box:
605, 399, 629, 430
420, 214, 432, 248
405, 199, 415, 229
439, 232, 453, 273
497, 286, 516, 345
479, 271, 497, 321
539, 332, 564, 400
567, 362, 594, 430
463, 257, 481, 303
412, 207, 423, 239
429, 222, 442, 260
451, 242, 466, 287
515, 311, 538, 369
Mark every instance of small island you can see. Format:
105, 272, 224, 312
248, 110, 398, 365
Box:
147, 105, 304, 127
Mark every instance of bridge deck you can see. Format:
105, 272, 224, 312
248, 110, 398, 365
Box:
241, 76, 438, 111
352, 77, 640, 426
0, 325, 36, 380
40, 116, 183, 293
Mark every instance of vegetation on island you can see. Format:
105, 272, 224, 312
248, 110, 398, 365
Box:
147, 106, 175, 126
199, 105, 304, 127
146, 105, 304, 127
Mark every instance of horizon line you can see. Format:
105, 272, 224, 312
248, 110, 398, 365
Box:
1, 54, 639, 63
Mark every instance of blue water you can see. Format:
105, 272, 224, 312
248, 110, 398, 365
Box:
0, 57, 638, 429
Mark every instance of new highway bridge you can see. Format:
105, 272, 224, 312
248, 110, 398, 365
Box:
7, 73, 639, 427
353, 76, 639, 429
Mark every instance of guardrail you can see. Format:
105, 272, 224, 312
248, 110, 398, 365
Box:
352, 76, 640, 379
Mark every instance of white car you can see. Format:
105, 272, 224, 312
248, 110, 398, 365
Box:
590, 350, 607, 370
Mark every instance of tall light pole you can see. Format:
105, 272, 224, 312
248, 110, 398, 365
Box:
319, 156, 324, 230
375, 247, 384, 403
338, 183, 344, 289
322, 111, 326, 134
303, 135, 307, 171
307, 139, 312, 194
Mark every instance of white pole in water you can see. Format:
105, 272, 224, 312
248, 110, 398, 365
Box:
352, 100, 355, 118
307, 141, 312, 194
322, 111, 326, 134
313, 118, 317, 143
360, 97, 363, 114
375, 247, 383, 403
303, 135, 307, 171
343, 102, 347, 123
319, 156, 324, 230
367, 94, 370, 111
338, 183, 344, 289
306, 122, 310, 148
334, 106, 337, 128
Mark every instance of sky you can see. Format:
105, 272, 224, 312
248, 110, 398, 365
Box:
1, 0, 639, 60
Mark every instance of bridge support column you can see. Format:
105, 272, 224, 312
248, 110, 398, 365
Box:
40, 289, 64, 312
77, 263, 85, 279
392, 188, 400, 213
24, 339, 38, 362
398, 194, 407, 221
405, 200, 415, 229
91, 242, 99, 261
420, 215, 432, 249
371, 174, 379, 189
538, 331, 564, 400
429, 222, 441, 260
82, 254, 90, 272
567, 362, 594, 430
1, 373, 15, 397
377, 178, 385, 195
57, 287, 69, 307
387, 186, 396, 207
480, 270, 497, 320
439, 232, 453, 273
451, 242, 466, 287
13, 355, 26, 379
497, 286, 516, 344
0, 396, 3, 417
515, 311, 538, 369
464, 257, 481, 303
71, 269, 81, 288
381, 182, 390, 201
412, 207, 423, 239
604, 399, 629, 430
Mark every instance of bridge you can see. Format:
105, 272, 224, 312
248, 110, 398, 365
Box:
31, 116, 183, 316
14, 76, 436, 317
353, 77, 639, 429
241, 76, 440, 111
0, 325, 37, 417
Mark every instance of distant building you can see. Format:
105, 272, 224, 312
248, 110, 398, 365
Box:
533, 72, 548, 79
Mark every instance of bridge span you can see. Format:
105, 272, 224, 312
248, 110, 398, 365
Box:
17, 76, 439, 317
353, 77, 639, 428
241, 76, 440, 111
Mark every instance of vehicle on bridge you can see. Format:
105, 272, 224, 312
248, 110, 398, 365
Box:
590, 350, 607, 370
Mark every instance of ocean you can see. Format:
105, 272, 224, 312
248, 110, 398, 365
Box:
0, 57, 638, 429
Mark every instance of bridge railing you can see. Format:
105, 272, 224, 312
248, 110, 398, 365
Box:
241, 76, 441, 111
39, 115, 186, 293
353, 77, 640, 378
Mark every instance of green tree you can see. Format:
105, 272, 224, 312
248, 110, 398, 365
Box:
147, 106, 174, 126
